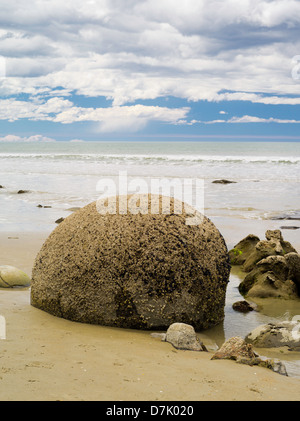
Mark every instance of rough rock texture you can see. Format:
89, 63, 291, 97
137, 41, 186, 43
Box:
245, 322, 300, 349
285, 253, 300, 293
229, 230, 297, 272
211, 336, 287, 376
211, 336, 258, 361
0, 265, 31, 288
229, 230, 300, 299
239, 254, 299, 299
165, 322, 206, 351
228, 234, 260, 266
31, 195, 231, 330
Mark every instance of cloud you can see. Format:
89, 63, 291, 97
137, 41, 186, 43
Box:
0, 134, 56, 142
53, 104, 190, 132
227, 115, 300, 123
0, 0, 300, 130
0, 96, 189, 131
192, 115, 300, 124
179, 114, 300, 124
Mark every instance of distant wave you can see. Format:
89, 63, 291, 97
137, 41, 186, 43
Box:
0, 153, 300, 164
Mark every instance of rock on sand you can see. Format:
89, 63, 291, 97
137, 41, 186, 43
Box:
0, 265, 31, 288
31, 194, 231, 330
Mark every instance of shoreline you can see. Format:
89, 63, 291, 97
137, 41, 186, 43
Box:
1, 228, 300, 400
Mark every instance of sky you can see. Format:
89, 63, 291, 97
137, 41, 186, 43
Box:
0, 0, 300, 142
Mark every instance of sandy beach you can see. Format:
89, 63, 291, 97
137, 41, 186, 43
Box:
1, 230, 300, 402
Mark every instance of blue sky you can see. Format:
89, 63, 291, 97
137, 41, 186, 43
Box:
0, 0, 300, 142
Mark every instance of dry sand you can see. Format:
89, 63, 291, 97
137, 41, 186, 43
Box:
1, 231, 300, 401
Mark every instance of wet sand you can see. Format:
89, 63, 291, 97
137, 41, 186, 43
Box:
1, 231, 300, 401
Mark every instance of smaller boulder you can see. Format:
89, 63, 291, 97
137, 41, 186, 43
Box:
245, 322, 300, 349
0, 265, 31, 288
55, 217, 65, 224
17, 190, 30, 194
229, 230, 298, 272
165, 323, 206, 351
232, 300, 257, 313
212, 179, 237, 184
239, 253, 300, 299
211, 336, 257, 361
211, 336, 287, 376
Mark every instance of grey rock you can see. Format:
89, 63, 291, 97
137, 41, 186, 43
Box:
0, 265, 31, 288
165, 323, 206, 351
245, 321, 300, 349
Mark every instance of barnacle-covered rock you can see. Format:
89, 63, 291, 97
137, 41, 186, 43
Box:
31, 194, 230, 330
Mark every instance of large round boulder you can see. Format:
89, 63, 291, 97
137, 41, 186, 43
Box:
31, 195, 230, 330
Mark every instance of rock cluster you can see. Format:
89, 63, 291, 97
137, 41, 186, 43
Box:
246, 321, 300, 350
31, 194, 231, 330
229, 230, 300, 299
211, 336, 287, 376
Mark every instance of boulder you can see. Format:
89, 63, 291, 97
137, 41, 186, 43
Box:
0, 265, 31, 288
245, 322, 300, 349
229, 230, 297, 272
232, 300, 257, 313
211, 336, 257, 361
211, 336, 287, 376
165, 323, 206, 351
230, 230, 300, 299
31, 194, 231, 330
239, 253, 299, 299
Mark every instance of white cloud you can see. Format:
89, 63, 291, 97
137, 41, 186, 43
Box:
0, 134, 56, 142
0, 96, 189, 131
191, 115, 300, 124
227, 115, 300, 123
0, 0, 300, 128
178, 114, 300, 124
53, 104, 190, 132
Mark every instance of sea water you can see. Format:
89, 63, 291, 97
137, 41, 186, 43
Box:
0, 140, 299, 231
1, 140, 300, 375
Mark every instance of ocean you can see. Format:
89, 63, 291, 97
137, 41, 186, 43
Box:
0, 140, 300, 233
1, 140, 300, 376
